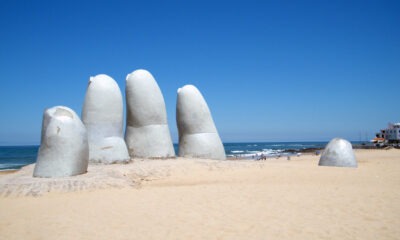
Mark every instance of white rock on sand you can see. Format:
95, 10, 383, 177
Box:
319, 137, 357, 167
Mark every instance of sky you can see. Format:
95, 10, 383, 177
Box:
0, 0, 399, 145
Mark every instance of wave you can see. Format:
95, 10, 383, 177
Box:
246, 150, 259, 153
227, 146, 301, 159
231, 150, 244, 153
0, 163, 27, 170
262, 149, 283, 152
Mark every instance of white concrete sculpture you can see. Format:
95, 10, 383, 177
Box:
318, 138, 357, 168
33, 106, 89, 177
82, 74, 130, 164
125, 69, 175, 158
176, 85, 226, 160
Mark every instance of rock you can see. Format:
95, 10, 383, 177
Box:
125, 69, 175, 158
318, 138, 357, 168
176, 85, 225, 160
82, 74, 130, 163
33, 106, 89, 177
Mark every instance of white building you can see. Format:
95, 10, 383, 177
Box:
382, 123, 400, 143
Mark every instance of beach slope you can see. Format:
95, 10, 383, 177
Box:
0, 149, 399, 239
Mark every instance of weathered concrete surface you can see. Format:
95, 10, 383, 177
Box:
176, 85, 225, 160
125, 69, 175, 158
319, 138, 357, 168
33, 106, 89, 177
82, 74, 130, 163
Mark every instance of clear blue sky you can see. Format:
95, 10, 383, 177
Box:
0, 0, 399, 145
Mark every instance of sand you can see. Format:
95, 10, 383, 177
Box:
0, 149, 399, 239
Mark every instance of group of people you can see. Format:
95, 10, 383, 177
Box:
253, 152, 301, 161
253, 153, 269, 160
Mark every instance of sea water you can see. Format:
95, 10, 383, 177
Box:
0, 146, 39, 171
223, 142, 329, 158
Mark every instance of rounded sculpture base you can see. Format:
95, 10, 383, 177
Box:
179, 133, 226, 160
89, 137, 131, 164
125, 124, 175, 158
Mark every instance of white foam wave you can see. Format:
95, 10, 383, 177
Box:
0, 163, 26, 169
246, 150, 259, 154
0, 163, 23, 167
231, 150, 244, 153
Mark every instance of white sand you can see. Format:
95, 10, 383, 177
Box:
0, 149, 399, 239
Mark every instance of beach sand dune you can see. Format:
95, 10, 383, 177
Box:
0, 149, 399, 239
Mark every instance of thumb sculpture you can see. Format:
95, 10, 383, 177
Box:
176, 85, 226, 160
125, 69, 175, 158
33, 106, 89, 177
82, 74, 130, 164
318, 138, 357, 168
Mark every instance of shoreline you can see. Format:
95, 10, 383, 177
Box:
227, 144, 391, 160
0, 146, 394, 172
0, 142, 389, 172
0, 148, 398, 195
0, 169, 18, 175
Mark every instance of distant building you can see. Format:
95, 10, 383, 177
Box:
374, 123, 400, 144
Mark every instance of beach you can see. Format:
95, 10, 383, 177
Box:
0, 149, 399, 239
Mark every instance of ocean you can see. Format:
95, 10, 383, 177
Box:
223, 142, 330, 158
0, 146, 39, 171
0, 142, 337, 171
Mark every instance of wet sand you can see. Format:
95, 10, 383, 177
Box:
0, 169, 18, 175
